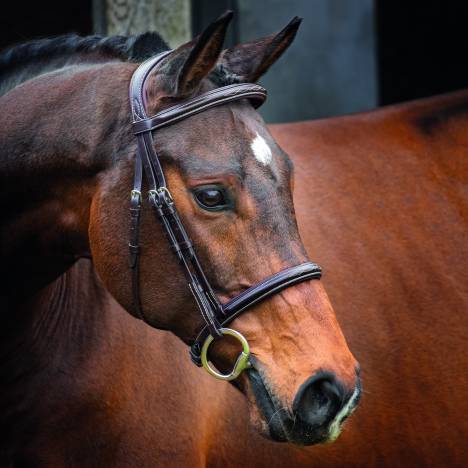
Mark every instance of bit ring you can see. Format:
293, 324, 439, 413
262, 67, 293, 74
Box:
200, 328, 251, 381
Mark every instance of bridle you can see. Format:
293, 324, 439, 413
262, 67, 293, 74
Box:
128, 50, 322, 380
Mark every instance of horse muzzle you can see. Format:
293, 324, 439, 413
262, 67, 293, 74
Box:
247, 367, 361, 445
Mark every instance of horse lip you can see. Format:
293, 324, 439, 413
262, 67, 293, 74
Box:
246, 366, 347, 446
246, 368, 288, 442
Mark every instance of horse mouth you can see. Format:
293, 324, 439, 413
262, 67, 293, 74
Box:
246, 368, 360, 446
246, 368, 289, 442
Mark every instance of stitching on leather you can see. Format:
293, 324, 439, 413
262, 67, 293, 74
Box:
131, 51, 172, 121
191, 264, 322, 346
133, 88, 267, 134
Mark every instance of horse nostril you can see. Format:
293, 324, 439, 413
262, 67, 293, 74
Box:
292, 372, 346, 428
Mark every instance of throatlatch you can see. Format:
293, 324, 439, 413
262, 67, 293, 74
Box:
129, 51, 322, 381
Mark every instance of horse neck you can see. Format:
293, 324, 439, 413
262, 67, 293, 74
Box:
0, 62, 136, 298
0, 52, 120, 98
0, 62, 136, 403
0, 34, 168, 97
1, 258, 108, 371
0, 59, 146, 456
0, 259, 111, 447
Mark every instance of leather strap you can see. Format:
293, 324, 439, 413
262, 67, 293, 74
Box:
128, 160, 143, 319
130, 51, 226, 338
128, 50, 323, 367
189, 262, 322, 365
133, 83, 267, 134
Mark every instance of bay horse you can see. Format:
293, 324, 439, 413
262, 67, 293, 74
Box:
0, 13, 361, 467
270, 93, 468, 466
212, 91, 468, 467
1, 12, 466, 467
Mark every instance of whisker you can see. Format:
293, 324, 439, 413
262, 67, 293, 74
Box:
267, 406, 289, 427
291, 410, 298, 433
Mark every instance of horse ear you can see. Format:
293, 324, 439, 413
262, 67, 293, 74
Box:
163, 10, 233, 96
220, 17, 302, 82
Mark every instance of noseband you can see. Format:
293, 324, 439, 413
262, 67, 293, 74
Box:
129, 51, 322, 380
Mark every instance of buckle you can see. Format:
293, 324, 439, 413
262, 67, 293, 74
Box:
148, 187, 174, 207
200, 328, 251, 381
130, 189, 141, 202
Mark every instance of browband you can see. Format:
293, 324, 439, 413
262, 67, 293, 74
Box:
128, 50, 323, 371
133, 83, 267, 134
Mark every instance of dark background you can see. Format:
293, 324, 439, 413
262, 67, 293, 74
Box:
0, 0, 93, 50
376, 2, 468, 105
2, 0, 468, 119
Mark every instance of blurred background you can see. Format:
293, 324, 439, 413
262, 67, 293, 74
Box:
1, 0, 468, 123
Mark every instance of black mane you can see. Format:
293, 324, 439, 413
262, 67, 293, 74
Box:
0, 32, 169, 96
0, 31, 241, 97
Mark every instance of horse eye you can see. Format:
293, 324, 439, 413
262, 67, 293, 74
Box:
193, 186, 232, 211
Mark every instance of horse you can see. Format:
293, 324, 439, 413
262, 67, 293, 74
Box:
2, 13, 467, 467
207, 90, 468, 467
268, 93, 468, 466
0, 13, 362, 467
151, 89, 468, 468
210, 90, 468, 467
150, 89, 468, 467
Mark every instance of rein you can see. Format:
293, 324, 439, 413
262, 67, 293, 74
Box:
128, 51, 322, 380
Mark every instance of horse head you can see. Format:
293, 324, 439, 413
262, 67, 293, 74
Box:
2, 12, 360, 445
87, 12, 361, 445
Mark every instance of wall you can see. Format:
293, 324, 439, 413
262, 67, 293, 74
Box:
94, 0, 191, 48
236, 0, 377, 122
95, 0, 378, 123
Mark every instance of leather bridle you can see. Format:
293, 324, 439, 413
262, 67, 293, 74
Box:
128, 50, 322, 380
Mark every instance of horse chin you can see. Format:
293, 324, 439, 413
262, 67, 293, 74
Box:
245, 368, 357, 446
